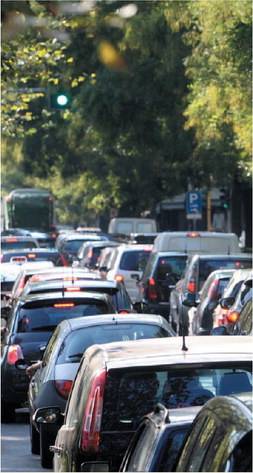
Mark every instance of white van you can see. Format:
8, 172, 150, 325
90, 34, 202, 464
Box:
153, 231, 241, 254
108, 218, 157, 235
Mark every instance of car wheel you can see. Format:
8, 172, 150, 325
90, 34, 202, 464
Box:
30, 421, 40, 454
40, 424, 53, 468
2, 402, 16, 423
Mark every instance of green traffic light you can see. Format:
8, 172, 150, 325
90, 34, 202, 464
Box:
56, 94, 68, 107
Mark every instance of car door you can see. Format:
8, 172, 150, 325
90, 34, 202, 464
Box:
53, 362, 89, 472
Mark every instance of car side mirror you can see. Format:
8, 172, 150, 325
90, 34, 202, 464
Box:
81, 462, 109, 472
220, 297, 235, 309
33, 406, 63, 426
182, 292, 196, 307
211, 326, 229, 336
15, 359, 32, 370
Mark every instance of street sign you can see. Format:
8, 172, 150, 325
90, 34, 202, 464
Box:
186, 191, 202, 219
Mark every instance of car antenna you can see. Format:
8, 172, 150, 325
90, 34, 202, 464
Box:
181, 326, 188, 352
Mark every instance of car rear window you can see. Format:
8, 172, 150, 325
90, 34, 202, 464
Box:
167, 237, 237, 254
16, 302, 110, 332
2, 251, 60, 264
199, 259, 252, 288
156, 256, 187, 281
56, 324, 169, 365
102, 364, 252, 430
119, 250, 151, 272
1, 241, 38, 250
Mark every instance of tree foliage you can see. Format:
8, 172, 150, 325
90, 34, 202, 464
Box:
1, 0, 252, 224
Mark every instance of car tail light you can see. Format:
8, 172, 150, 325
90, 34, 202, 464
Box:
55, 380, 73, 399
226, 311, 240, 324
27, 253, 36, 259
80, 369, 106, 452
6, 237, 18, 242
187, 232, 200, 238
187, 280, 196, 293
147, 277, 158, 301
115, 274, 124, 283
53, 303, 75, 308
118, 309, 130, 314
7, 345, 24, 365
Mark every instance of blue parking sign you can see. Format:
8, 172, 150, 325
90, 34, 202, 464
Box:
186, 191, 202, 219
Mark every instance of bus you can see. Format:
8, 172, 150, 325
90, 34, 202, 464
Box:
4, 188, 56, 238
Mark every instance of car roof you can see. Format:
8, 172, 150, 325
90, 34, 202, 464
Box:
156, 252, 188, 257
62, 233, 107, 241
2, 248, 59, 255
19, 267, 98, 277
80, 240, 119, 249
115, 244, 153, 252
26, 279, 119, 290
228, 268, 253, 282
19, 291, 111, 304
190, 254, 252, 260
1, 263, 21, 280
84, 335, 252, 369
1, 236, 37, 242
59, 313, 171, 331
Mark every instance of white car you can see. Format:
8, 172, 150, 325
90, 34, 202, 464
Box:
106, 244, 152, 302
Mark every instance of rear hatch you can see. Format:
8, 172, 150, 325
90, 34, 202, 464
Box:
118, 249, 152, 302
154, 255, 187, 303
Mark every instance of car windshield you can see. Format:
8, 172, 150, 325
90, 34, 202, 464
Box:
16, 302, 110, 332
1, 241, 37, 250
199, 259, 252, 288
57, 323, 169, 364
119, 250, 151, 272
103, 364, 252, 430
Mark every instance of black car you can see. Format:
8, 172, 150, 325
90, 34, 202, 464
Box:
137, 252, 187, 319
120, 403, 201, 472
1, 236, 39, 251
21, 278, 134, 313
27, 314, 172, 468
174, 393, 252, 472
1, 248, 66, 266
170, 254, 252, 335
1, 291, 115, 422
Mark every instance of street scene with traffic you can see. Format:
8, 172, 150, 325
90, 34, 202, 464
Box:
1, 1, 252, 472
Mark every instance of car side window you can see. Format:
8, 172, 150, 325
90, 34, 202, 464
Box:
126, 422, 156, 471
158, 427, 189, 472
176, 414, 215, 472
42, 326, 61, 365
65, 361, 88, 427
240, 301, 252, 334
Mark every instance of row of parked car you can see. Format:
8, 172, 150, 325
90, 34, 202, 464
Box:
1, 228, 252, 472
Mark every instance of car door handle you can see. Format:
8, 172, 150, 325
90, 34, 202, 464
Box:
50, 445, 63, 454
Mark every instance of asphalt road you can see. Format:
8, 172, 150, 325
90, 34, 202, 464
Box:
1, 411, 51, 472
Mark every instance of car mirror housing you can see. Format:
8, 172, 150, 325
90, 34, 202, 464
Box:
33, 406, 63, 426
220, 297, 235, 309
182, 292, 196, 307
15, 359, 32, 371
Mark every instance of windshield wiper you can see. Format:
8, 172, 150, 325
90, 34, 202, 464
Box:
68, 352, 84, 359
